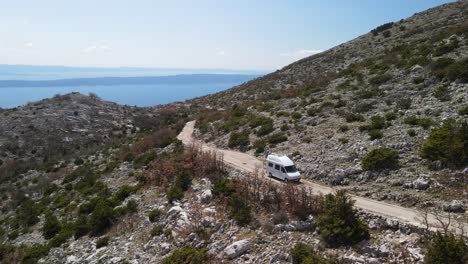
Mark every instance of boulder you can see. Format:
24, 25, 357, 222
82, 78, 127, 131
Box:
223, 240, 252, 259
199, 189, 212, 203
443, 200, 465, 213
412, 178, 430, 190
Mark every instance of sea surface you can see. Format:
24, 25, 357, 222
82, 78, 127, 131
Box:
0, 65, 262, 108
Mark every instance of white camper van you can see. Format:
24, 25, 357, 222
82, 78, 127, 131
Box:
265, 154, 301, 182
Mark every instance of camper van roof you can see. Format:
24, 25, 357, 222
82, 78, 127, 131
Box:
267, 154, 294, 166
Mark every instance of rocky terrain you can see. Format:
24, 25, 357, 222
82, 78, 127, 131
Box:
191, 0, 468, 213
0, 93, 139, 175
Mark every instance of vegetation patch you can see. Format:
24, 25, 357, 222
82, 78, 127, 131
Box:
362, 148, 399, 171
420, 120, 468, 169
316, 190, 369, 247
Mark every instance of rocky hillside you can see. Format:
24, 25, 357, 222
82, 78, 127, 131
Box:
192, 1, 468, 211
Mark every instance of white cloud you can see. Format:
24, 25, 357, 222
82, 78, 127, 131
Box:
280, 49, 323, 57
217, 50, 227, 56
24, 42, 33, 47
82, 45, 112, 53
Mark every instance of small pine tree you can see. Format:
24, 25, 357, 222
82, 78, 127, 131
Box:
88, 199, 115, 235
291, 242, 336, 264
42, 213, 62, 239
316, 190, 369, 247
228, 193, 252, 226
425, 232, 468, 264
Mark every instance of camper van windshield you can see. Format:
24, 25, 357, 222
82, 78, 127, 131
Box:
285, 165, 297, 173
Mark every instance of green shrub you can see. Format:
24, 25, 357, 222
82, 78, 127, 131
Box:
133, 149, 156, 169
417, 118, 434, 130
148, 209, 161, 223
290, 242, 336, 264
369, 74, 392, 86
222, 117, 246, 132
385, 111, 397, 121
354, 88, 381, 99
176, 170, 192, 191
371, 22, 394, 35
431, 57, 455, 72
114, 185, 138, 203
20, 244, 50, 264
316, 190, 369, 247
433, 40, 459, 57
353, 102, 374, 113
161, 245, 208, 264
74, 215, 89, 238
8, 231, 18, 240
166, 185, 184, 203
362, 148, 399, 171
368, 129, 383, 140
228, 193, 252, 226
445, 58, 468, 82
256, 123, 274, 136
425, 232, 468, 264
459, 106, 468, 116
17, 198, 40, 227
408, 129, 416, 137
249, 115, 273, 128
212, 178, 235, 197
267, 133, 288, 144
96, 236, 109, 248
74, 172, 99, 194
150, 225, 164, 237
42, 213, 62, 239
397, 98, 412, 110
228, 130, 250, 148
370, 116, 385, 130
334, 99, 347, 108
413, 77, 425, 84
339, 138, 349, 144
48, 225, 73, 248
420, 120, 468, 168
125, 199, 138, 213
404, 116, 419, 125
339, 125, 349, 132
62, 166, 92, 184
307, 107, 320, 117
291, 112, 302, 120
345, 113, 365, 122
88, 199, 115, 235
434, 86, 451, 101
74, 158, 84, 165
253, 139, 266, 155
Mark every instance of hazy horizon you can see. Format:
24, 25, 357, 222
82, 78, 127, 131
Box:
1, 0, 453, 70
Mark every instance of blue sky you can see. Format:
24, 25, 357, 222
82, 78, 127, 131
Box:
0, 0, 454, 70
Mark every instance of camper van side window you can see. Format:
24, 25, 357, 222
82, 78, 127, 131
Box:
281, 167, 286, 173
268, 162, 273, 167
274, 164, 280, 170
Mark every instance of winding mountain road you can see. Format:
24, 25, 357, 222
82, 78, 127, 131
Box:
178, 120, 468, 234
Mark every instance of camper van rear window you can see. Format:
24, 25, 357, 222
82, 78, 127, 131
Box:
268, 162, 273, 167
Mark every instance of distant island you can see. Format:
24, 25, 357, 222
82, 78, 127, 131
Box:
0, 74, 259, 88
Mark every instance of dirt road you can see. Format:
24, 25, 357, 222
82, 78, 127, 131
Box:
177, 120, 468, 234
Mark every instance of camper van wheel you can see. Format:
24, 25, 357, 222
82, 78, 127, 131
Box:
284, 178, 288, 183
268, 172, 273, 178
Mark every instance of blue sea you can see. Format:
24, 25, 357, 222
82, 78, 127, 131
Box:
0, 82, 245, 108
0, 65, 263, 108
